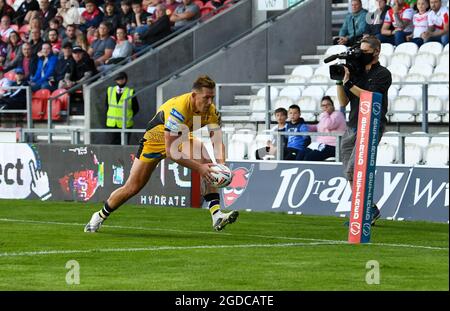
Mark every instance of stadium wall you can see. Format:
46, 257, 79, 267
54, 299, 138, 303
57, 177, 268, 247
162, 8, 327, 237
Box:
156, 0, 332, 106
84, 0, 253, 145
0, 144, 447, 222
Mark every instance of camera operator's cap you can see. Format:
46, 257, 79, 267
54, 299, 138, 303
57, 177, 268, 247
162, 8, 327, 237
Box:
15, 67, 25, 75
114, 72, 128, 81
72, 46, 84, 53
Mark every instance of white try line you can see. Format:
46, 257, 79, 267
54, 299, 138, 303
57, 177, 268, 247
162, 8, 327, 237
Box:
0, 218, 448, 252
0, 242, 343, 258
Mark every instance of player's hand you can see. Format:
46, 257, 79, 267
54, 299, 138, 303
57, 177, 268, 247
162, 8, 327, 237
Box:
29, 160, 52, 201
199, 163, 216, 184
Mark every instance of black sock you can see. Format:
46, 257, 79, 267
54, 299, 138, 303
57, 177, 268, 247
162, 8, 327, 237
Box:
99, 202, 114, 219
204, 193, 220, 215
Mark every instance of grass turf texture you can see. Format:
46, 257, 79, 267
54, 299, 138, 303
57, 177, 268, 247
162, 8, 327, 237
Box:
0, 199, 448, 290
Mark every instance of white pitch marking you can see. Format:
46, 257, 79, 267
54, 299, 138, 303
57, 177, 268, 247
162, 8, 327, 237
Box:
0, 218, 448, 251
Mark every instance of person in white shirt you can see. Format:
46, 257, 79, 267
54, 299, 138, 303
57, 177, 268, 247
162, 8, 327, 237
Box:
422, 0, 449, 44
407, 0, 430, 46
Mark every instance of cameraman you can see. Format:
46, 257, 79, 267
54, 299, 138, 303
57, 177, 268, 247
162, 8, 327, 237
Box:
336, 36, 392, 226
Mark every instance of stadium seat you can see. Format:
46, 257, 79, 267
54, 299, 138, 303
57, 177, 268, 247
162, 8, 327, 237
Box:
377, 143, 397, 164
302, 85, 324, 102
249, 97, 266, 121
256, 86, 279, 101
390, 53, 412, 68
390, 96, 417, 122
444, 43, 449, 52
424, 144, 449, 166
310, 75, 330, 92
430, 72, 449, 82
291, 65, 314, 80
324, 45, 347, 58
47, 89, 70, 121
394, 42, 419, 56
414, 53, 437, 67
418, 41, 443, 56
409, 64, 434, 78
403, 73, 427, 83
278, 86, 302, 101
31, 89, 51, 120
398, 85, 423, 106
248, 134, 272, 160
380, 43, 395, 57
272, 97, 294, 112
296, 97, 318, 122
388, 86, 399, 103
430, 133, 449, 146
379, 54, 389, 67
387, 63, 409, 82
227, 140, 246, 160
434, 64, 448, 75
428, 84, 449, 102
444, 100, 449, 122
438, 52, 449, 67
404, 143, 424, 165
285, 76, 307, 89
314, 65, 332, 78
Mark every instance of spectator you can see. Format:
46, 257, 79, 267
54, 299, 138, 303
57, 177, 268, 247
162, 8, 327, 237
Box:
88, 21, 116, 69
75, 31, 90, 51
29, 27, 44, 56
380, 0, 414, 45
284, 104, 311, 161
80, 0, 104, 32
422, 0, 449, 44
406, 0, 430, 46
54, 42, 75, 89
14, 0, 40, 26
170, 0, 201, 31
29, 16, 43, 32
365, 0, 391, 37
304, 96, 347, 161
164, 0, 179, 18
99, 27, 132, 72
0, 38, 7, 66
255, 107, 288, 160
0, 65, 12, 95
4, 42, 38, 80
59, 46, 97, 88
47, 29, 62, 54
138, 3, 171, 45
38, 0, 58, 30
131, 0, 150, 32
334, 0, 368, 46
57, 0, 81, 27
0, 0, 15, 20
103, 1, 121, 35
4, 31, 23, 69
46, 17, 66, 40
105, 71, 139, 144
0, 15, 14, 43
62, 24, 78, 47
144, 0, 161, 14
30, 42, 58, 91
0, 67, 29, 110
119, 0, 134, 31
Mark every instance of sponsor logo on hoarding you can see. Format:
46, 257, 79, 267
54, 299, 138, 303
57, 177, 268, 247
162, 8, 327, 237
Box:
222, 165, 254, 208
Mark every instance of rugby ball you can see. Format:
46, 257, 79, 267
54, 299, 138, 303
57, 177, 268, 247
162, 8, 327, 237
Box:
209, 164, 233, 188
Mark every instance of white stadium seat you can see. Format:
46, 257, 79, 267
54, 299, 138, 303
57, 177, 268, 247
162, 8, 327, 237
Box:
444, 100, 449, 122
297, 97, 318, 122
248, 134, 273, 160
444, 43, 449, 52
405, 132, 430, 146
399, 85, 423, 106
324, 45, 348, 57
273, 97, 294, 111
390, 96, 417, 122
279, 86, 302, 101
227, 140, 247, 160
379, 54, 389, 67
409, 64, 434, 78
302, 85, 325, 102
381, 43, 395, 57
428, 85, 449, 102
403, 73, 427, 83
404, 143, 424, 165
388, 86, 399, 103
380, 131, 400, 147
387, 63, 409, 82
434, 64, 449, 75
438, 52, 449, 67
424, 144, 449, 166
418, 42, 443, 56
430, 72, 449, 82
291, 65, 314, 79
414, 53, 437, 67
314, 65, 332, 77
390, 53, 412, 68
256, 86, 279, 101
430, 134, 449, 146
377, 143, 397, 164
250, 98, 267, 121
310, 75, 330, 91
285, 76, 307, 90
394, 42, 419, 56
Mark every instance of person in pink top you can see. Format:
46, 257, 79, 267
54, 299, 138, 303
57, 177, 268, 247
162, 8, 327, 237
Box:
304, 96, 347, 161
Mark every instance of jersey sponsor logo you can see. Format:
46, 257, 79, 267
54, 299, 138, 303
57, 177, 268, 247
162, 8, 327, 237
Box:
165, 116, 181, 132
170, 108, 185, 122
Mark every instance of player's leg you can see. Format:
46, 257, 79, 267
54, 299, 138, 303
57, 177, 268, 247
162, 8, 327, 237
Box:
84, 158, 158, 232
182, 137, 238, 231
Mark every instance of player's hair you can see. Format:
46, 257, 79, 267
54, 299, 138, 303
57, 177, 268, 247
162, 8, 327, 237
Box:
192, 75, 216, 91
288, 104, 301, 112
361, 35, 381, 51
274, 107, 287, 116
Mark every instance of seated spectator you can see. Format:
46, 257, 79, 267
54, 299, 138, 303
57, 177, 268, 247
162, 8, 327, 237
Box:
365, 0, 391, 37
75, 31, 90, 51
334, 0, 368, 46
54, 42, 75, 90
119, 0, 134, 32
422, 0, 449, 45
47, 29, 62, 54
62, 24, 78, 47
88, 22, 116, 69
0, 65, 12, 95
57, 0, 81, 27
131, 0, 150, 32
4, 42, 38, 81
98, 27, 132, 72
0, 38, 7, 66
59, 45, 97, 88
0, 0, 16, 21
304, 96, 347, 161
255, 107, 288, 160
170, 0, 201, 31
284, 104, 311, 161
138, 3, 171, 45
0, 67, 29, 110
28, 16, 43, 32
30, 42, 58, 91
80, 0, 104, 32
29, 27, 44, 56
406, 0, 430, 46
46, 17, 67, 40
14, 0, 40, 26
103, 1, 121, 35
144, 0, 161, 15
4, 31, 23, 69
0, 15, 15, 42
380, 0, 414, 45
38, 0, 58, 30
164, 0, 180, 18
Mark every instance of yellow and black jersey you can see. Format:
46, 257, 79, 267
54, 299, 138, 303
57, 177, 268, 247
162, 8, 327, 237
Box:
136, 92, 221, 162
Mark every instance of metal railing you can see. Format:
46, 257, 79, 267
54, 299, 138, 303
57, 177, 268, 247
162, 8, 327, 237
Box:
0, 86, 33, 129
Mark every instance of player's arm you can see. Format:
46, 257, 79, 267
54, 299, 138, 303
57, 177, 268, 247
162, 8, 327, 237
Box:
209, 127, 226, 165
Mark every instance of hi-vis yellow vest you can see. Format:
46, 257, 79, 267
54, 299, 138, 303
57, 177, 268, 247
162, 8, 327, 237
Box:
106, 86, 134, 128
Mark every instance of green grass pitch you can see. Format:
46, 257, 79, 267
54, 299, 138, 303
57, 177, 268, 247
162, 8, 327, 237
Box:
0, 199, 448, 290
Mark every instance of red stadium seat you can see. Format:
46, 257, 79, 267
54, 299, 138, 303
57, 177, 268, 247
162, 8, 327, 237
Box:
48, 89, 70, 121
4, 71, 16, 81
32, 89, 51, 120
